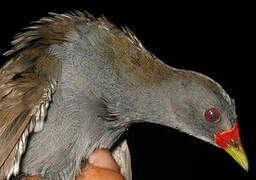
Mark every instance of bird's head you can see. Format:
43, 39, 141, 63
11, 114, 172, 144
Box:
153, 69, 249, 171
114, 37, 248, 171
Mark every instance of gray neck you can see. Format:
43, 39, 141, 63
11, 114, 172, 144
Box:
48, 41, 183, 135
104, 82, 176, 130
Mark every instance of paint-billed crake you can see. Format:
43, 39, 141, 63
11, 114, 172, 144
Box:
0, 11, 248, 180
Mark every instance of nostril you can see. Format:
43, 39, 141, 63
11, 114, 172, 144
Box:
230, 139, 240, 149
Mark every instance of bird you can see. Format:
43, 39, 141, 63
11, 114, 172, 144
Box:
0, 11, 248, 180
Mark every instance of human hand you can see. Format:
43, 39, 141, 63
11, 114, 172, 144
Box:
76, 149, 125, 180
24, 149, 124, 180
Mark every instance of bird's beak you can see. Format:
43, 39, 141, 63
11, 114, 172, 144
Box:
214, 121, 249, 171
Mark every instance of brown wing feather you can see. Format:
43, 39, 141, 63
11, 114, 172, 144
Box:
0, 11, 82, 179
0, 53, 61, 179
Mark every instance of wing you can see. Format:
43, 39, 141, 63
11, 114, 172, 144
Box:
112, 140, 132, 180
0, 13, 65, 179
0, 53, 61, 179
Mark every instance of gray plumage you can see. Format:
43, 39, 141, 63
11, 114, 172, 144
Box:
0, 11, 240, 180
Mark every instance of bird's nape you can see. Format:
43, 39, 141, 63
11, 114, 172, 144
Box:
214, 121, 248, 171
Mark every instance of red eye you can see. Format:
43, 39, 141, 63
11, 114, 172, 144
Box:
205, 108, 220, 122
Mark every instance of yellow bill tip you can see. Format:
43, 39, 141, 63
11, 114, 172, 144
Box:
224, 145, 249, 172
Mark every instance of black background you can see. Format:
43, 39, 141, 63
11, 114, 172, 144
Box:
0, 3, 254, 180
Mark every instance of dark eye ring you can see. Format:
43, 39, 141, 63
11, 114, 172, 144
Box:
205, 108, 221, 122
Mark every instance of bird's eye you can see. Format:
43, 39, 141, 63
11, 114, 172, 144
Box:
205, 108, 220, 122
